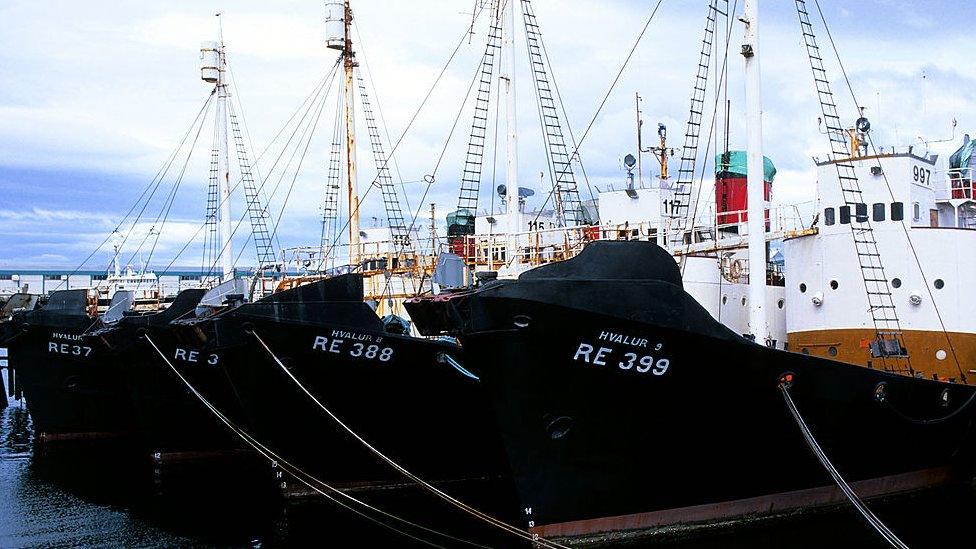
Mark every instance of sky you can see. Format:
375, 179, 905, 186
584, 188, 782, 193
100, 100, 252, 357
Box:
1, 0, 974, 271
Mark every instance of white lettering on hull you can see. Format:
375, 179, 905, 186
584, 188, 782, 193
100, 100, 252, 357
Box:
573, 329, 671, 376
312, 335, 394, 363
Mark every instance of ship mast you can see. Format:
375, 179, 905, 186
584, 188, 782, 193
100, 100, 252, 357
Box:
216, 16, 233, 281
742, 0, 768, 343
503, 0, 520, 270
342, 1, 361, 269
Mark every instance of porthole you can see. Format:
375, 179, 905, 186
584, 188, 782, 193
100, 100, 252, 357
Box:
741, 297, 747, 306
891, 278, 902, 288
936, 349, 947, 361
828, 346, 838, 357
829, 280, 839, 290
799, 283, 807, 293
777, 299, 785, 309
801, 348, 810, 355
934, 279, 945, 290
722, 295, 728, 305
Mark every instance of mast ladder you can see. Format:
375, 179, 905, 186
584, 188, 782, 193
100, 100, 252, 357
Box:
204, 139, 220, 275
795, 0, 911, 372
355, 68, 413, 254
520, 0, 584, 226
454, 0, 503, 229
228, 103, 277, 270
320, 103, 344, 266
668, 0, 725, 248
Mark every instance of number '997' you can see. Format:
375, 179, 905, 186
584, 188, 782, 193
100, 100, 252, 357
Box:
572, 342, 669, 375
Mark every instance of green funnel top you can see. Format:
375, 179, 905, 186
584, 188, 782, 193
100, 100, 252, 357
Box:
715, 151, 776, 181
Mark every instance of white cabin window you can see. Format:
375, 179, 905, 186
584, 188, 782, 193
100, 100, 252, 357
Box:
913, 202, 921, 221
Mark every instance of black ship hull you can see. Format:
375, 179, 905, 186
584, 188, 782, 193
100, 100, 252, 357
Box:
5, 290, 136, 440
93, 288, 249, 455
407, 241, 976, 540
207, 275, 511, 493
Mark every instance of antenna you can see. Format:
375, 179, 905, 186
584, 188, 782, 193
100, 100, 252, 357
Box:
917, 118, 958, 153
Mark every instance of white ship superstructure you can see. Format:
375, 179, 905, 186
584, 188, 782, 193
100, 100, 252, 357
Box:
785, 146, 976, 381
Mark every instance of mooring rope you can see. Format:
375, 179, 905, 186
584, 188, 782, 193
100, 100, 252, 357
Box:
249, 330, 570, 549
878, 387, 976, 426
779, 381, 910, 548
142, 333, 492, 549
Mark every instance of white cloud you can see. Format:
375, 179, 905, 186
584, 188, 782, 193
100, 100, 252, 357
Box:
2, 0, 976, 267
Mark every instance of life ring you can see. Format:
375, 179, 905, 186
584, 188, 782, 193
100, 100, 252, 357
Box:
729, 259, 744, 282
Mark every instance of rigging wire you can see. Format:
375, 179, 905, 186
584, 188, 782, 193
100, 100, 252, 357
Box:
142, 334, 492, 549
314, 3, 489, 275
198, 60, 342, 279
124, 93, 215, 276
320, 91, 346, 269
157, 64, 340, 278
250, 330, 570, 549
565, 0, 665, 178
489, 54, 503, 218
810, 0, 964, 381
226, 65, 340, 272
202, 116, 221, 276
524, 1, 597, 226
225, 57, 284, 254
266, 75, 333, 248
54, 91, 217, 291
680, 0, 738, 277
352, 19, 414, 223
370, 18, 491, 302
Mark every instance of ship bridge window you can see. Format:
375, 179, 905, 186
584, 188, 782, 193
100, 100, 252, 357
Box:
873, 203, 886, 222
92, 274, 108, 281
43, 274, 62, 281
0, 274, 12, 281
839, 205, 851, 224
891, 202, 904, 221
824, 208, 835, 225
855, 203, 868, 223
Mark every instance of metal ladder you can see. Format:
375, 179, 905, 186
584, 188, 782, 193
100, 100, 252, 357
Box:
520, 0, 584, 226
228, 102, 277, 270
668, 0, 724, 248
455, 0, 502, 228
795, 0, 910, 371
319, 101, 343, 267
356, 68, 412, 253
203, 139, 220, 275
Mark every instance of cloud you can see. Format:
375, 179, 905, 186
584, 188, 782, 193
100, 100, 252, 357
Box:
2, 0, 976, 267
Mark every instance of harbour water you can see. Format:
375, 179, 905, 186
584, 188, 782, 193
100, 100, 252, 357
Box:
1, 377, 974, 548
